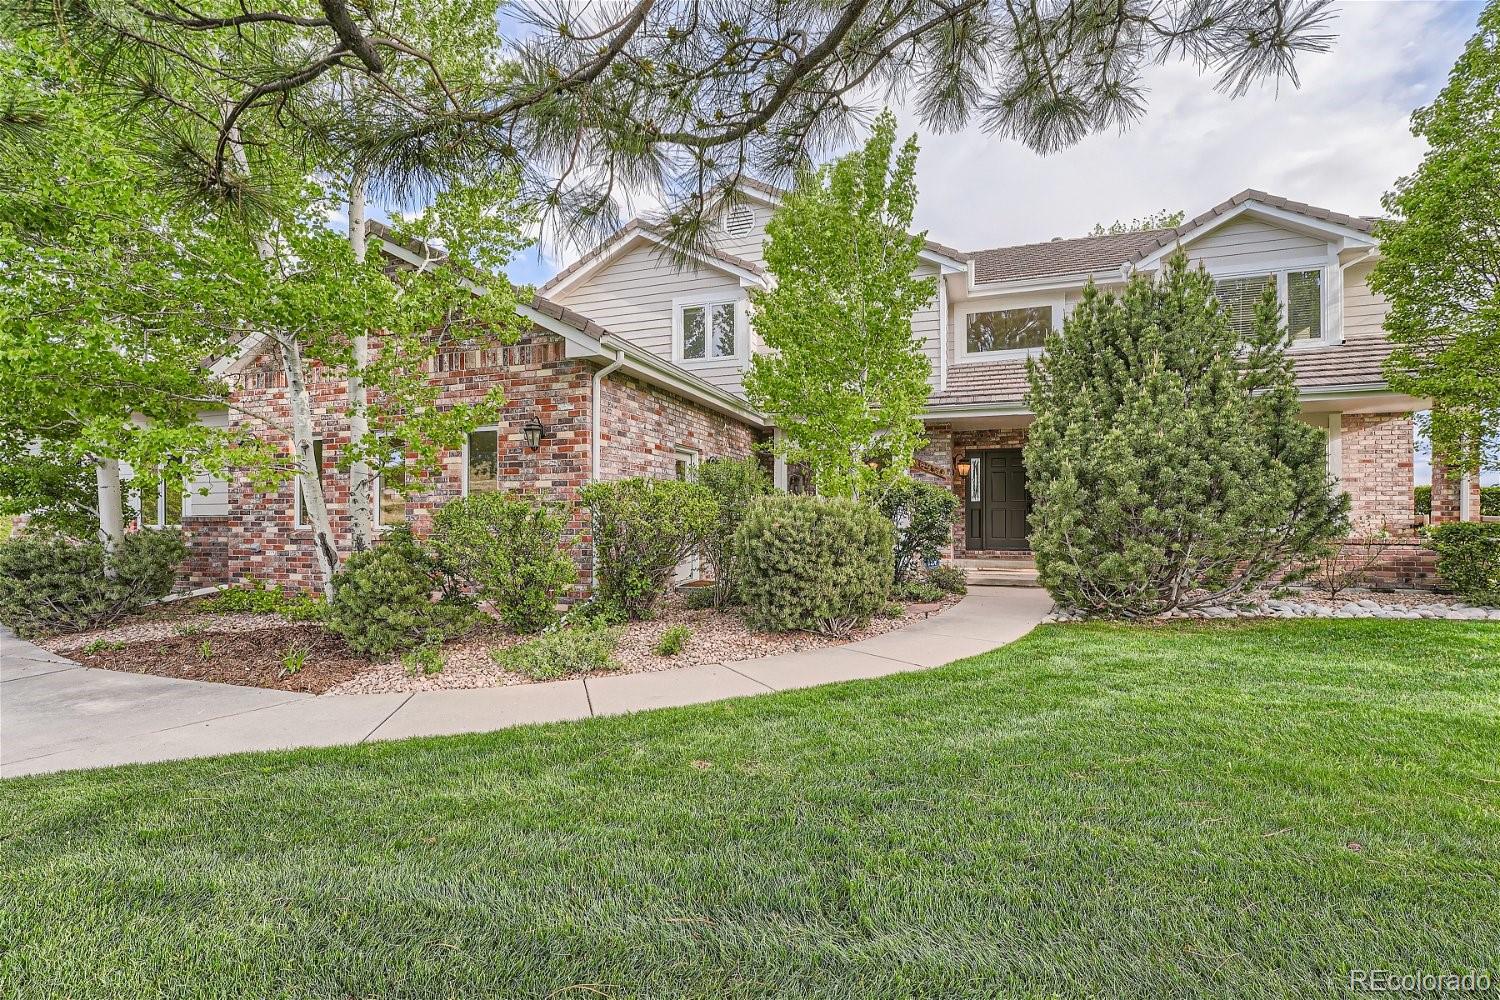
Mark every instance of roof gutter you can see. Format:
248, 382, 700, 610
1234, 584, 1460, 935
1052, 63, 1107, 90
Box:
591, 348, 627, 482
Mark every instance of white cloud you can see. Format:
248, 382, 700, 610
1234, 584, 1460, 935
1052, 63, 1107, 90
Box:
898, 1, 1479, 250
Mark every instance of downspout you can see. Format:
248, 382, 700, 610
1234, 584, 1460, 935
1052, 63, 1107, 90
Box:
590, 349, 627, 482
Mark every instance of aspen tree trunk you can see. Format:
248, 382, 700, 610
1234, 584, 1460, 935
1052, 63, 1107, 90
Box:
346, 173, 376, 551
225, 112, 342, 597
94, 456, 125, 575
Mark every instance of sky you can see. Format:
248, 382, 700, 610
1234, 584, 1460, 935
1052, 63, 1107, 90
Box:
503, 0, 1486, 484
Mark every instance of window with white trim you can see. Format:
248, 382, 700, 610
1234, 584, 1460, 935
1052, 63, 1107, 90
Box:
294, 439, 325, 528
465, 428, 500, 495
964, 306, 1052, 355
678, 301, 738, 361
1213, 269, 1323, 341
145, 462, 185, 528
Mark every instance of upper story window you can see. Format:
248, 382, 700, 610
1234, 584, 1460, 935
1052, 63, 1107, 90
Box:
1213, 269, 1323, 342
965, 305, 1052, 355
676, 299, 739, 362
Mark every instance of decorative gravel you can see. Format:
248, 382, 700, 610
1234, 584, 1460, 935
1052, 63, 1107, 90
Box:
328, 595, 963, 695
1047, 589, 1500, 623
43, 593, 964, 696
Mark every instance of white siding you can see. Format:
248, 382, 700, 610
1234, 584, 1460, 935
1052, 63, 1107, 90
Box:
713, 201, 772, 265
186, 410, 230, 516
1342, 259, 1391, 341
555, 241, 752, 396
1183, 217, 1328, 273
911, 263, 942, 386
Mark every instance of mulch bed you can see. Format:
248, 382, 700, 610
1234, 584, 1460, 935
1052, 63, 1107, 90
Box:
74, 624, 370, 694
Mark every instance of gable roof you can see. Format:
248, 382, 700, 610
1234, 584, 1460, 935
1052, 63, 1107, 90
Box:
537, 219, 766, 296
967, 189, 1380, 286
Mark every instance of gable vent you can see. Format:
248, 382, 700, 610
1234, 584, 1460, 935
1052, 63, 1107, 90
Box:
722, 204, 756, 238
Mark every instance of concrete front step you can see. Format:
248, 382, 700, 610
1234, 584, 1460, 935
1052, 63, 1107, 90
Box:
966, 570, 1041, 588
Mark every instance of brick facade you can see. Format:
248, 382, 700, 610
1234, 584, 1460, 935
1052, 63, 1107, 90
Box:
1430, 453, 1483, 524
1339, 412, 1418, 533
179, 330, 759, 595
598, 374, 761, 480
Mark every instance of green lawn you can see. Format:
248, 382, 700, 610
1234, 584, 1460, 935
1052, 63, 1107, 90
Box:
3, 620, 1498, 999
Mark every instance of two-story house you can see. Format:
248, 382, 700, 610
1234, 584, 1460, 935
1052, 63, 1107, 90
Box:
169, 185, 1479, 593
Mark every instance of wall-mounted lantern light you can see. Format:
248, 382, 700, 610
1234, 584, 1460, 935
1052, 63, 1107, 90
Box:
955, 458, 972, 478
522, 418, 546, 450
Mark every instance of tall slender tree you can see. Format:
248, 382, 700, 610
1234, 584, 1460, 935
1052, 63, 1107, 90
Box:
1372, 1, 1500, 477
745, 110, 934, 499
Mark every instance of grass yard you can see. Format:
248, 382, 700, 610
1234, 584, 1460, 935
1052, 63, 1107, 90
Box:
3, 619, 1498, 998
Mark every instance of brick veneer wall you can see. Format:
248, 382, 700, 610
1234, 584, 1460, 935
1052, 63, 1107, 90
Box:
1430, 452, 1483, 524
597, 373, 760, 480
183, 331, 760, 596
177, 516, 232, 589
1340, 412, 1417, 532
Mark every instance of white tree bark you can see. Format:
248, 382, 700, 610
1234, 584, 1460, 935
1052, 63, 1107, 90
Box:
94, 456, 125, 571
224, 110, 342, 596
346, 173, 376, 551
278, 336, 341, 598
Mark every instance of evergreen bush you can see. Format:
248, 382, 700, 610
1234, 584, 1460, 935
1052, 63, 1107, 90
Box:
428, 492, 575, 633
1428, 522, 1500, 604
692, 456, 772, 606
1024, 254, 1348, 616
0, 530, 185, 638
876, 477, 960, 582
735, 495, 894, 635
580, 477, 718, 620
323, 527, 479, 658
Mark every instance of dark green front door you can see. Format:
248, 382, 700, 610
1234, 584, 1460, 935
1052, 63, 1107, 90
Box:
965, 448, 1030, 550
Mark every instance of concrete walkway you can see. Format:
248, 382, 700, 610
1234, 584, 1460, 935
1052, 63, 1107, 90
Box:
1, 589, 1053, 778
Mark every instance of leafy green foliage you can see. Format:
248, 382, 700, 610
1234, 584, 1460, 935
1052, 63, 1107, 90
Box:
0, 530, 186, 637
1090, 209, 1185, 235
681, 587, 719, 611
402, 646, 447, 677
735, 495, 894, 636
745, 111, 935, 499
1372, 7, 1500, 475
691, 457, 772, 607
580, 478, 718, 620
893, 580, 946, 603
278, 645, 310, 677
496, 619, 622, 681
1414, 484, 1499, 516
925, 565, 969, 595
878, 601, 906, 618
323, 528, 479, 658
428, 493, 576, 634
654, 624, 692, 657
876, 477, 961, 582
1025, 255, 1348, 616
202, 579, 325, 622
0, 445, 99, 539
1428, 523, 1500, 604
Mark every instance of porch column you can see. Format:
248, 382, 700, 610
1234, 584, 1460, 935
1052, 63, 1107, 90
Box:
772, 427, 788, 491
1431, 451, 1481, 524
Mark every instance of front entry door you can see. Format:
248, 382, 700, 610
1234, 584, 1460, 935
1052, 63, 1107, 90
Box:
965, 449, 1031, 550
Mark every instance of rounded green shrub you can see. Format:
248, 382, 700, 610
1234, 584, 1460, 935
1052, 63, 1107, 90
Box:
692, 456, 772, 606
0, 529, 186, 638
496, 618, 621, 680
324, 527, 479, 658
875, 476, 960, 583
735, 495, 894, 635
1428, 522, 1500, 604
925, 564, 968, 595
428, 492, 576, 634
580, 477, 718, 620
